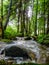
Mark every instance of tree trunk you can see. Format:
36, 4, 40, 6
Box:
1, 0, 4, 39
20, 0, 23, 36
29, 20, 31, 36
47, 1, 49, 34
26, 17, 29, 36
17, 8, 20, 33
22, 5, 25, 36
44, 0, 45, 34
47, 11, 49, 34
34, 0, 38, 36
4, 0, 12, 30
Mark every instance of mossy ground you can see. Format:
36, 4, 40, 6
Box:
0, 60, 49, 65
0, 39, 12, 43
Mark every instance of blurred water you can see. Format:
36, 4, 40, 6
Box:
0, 38, 49, 64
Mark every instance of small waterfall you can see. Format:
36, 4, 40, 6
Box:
0, 39, 49, 64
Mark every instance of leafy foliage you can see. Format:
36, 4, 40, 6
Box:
37, 34, 49, 47
4, 26, 17, 39
0, 0, 49, 39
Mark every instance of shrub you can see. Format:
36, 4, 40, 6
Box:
4, 26, 17, 39
37, 34, 49, 47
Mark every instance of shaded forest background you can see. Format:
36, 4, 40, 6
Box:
0, 0, 49, 46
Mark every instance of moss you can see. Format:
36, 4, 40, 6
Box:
0, 60, 49, 65
0, 39, 12, 43
46, 56, 49, 64
0, 60, 6, 65
16, 33, 23, 37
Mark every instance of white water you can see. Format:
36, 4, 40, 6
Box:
0, 38, 49, 64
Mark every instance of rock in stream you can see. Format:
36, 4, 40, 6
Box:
0, 40, 49, 64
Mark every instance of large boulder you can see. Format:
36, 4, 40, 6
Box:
1, 45, 32, 60
0, 40, 49, 64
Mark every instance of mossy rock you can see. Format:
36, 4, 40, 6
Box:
1, 46, 31, 60
24, 37, 32, 40
0, 39, 12, 43
0, 60, 49, 65
46, 56, 49, 64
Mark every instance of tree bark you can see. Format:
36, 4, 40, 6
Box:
34, 0, 38, 36
17, 8, 20, 33
47, 1, 49, 34
4, 0, 12, 30
47, 11, 49, 34
1, 0, 4, 38
44, 0, 45, 34
22, 5, 26, 36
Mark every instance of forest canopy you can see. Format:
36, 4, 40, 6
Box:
0, 0, 49, 40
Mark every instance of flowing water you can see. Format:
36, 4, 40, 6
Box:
0, 38, 49, 64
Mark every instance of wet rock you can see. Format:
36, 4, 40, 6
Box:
32, 36, 37, 41
0, 40, 49, 64
24, 37, 32, 40
28, 51, 36, 61
46, 56, 49, 63
1, 46, 31, 60
0, 41, 5, 44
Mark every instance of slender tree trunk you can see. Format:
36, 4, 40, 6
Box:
26, 17, 29, 36
0, 18, 2, 38
21, 0, 26, 36
34, 0, 38, 36
47, 13, 49, 34
1, 0, 4, 38
28, 12, 30, 36
17, 9, 20, 33
20, 0, 23, 36
47, 10, 49, 34
32, 0, 35, 35
4, 0, 12, 30
22, 5, 25, 36
44, 0, 45, 34
47, 1, 49, 34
